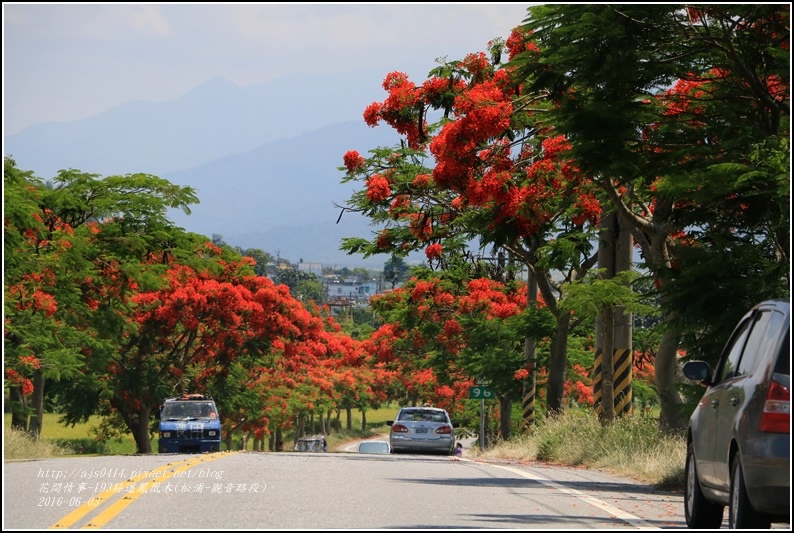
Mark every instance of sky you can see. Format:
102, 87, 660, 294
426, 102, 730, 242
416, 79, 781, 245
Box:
3, 3, 534, 136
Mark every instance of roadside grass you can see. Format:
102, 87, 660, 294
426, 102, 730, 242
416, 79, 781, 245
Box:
4, 406, 686, 492
5, 426, 72, 460
473, 409, 687, 491
4, 414, 149, 457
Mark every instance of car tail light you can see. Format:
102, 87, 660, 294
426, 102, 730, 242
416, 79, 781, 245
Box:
391, 424, 409, 433
758, 380, 790, 433
436, 425, 452, 434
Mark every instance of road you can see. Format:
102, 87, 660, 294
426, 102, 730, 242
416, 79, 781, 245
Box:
2, 448, 707, 529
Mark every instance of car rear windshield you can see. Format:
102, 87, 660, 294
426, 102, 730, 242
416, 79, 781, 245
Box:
162, 401, 217, 419
398, 410, 448, 423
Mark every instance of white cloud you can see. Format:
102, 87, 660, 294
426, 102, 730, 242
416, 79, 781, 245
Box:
84, 5, 173, 39
4, 4, 173, 40
2, 3, 533, 134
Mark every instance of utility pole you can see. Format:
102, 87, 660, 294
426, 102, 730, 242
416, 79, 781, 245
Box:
594, 211, 634, 421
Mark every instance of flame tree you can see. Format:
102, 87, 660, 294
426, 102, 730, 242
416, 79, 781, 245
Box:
4, 158, 200, 439
5, 159, 390, 453
341, 4, 788, 430
339, 34, 607, 418
361, 258, 555, 438
516, 4, 789, 428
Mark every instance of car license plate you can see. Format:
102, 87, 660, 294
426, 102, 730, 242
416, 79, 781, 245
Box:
414, 428, 428, 434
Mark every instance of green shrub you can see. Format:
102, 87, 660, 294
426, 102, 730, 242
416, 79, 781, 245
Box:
49, 438, 111, 455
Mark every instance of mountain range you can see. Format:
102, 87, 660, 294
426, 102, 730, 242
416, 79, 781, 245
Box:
4, 70, 425, 268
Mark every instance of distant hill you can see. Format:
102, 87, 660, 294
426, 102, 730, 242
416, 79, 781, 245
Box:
163, 119, 417, 268
3, 70, 427, 268
4, 69, 394, 179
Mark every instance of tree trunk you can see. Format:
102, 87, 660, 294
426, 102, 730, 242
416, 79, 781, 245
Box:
9, 387, 28, 431
655, 323, 685, 431
345, 406, 352, 431
604, 185, 683, 431
498, 396, 512, 440
131, 405, 152, 454
546, 311, 572, 414
361, 409, 367, 432
28, 369, 45, 439
594, 210, 617, 422
600, 308, 616, 423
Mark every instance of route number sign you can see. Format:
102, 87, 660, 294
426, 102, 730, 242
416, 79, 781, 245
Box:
469, 386, 494, 399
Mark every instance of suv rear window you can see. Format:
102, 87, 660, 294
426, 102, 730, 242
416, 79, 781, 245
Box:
398, 409, 448, 423
737, 310, 776, 376
774, 328, 790, 376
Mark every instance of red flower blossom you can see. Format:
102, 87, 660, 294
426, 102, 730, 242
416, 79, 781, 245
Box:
363, 102, 382, 127
365, 175, 391, 203
514, 368, 530, 380
5, 369, 34, 396
382, 71, 411, 91
412, 174, 431, 188
425, 243, 443, 261
462, 52, 490, 78
376, 230, 391, 250
19, 356, 41, 370
343, 150, 366, 173
21, 378, 34, 396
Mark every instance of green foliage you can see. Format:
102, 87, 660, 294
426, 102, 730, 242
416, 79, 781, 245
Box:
521, 4, 683, 180
49, 438, 112, 455
382, 256, 410, 288
342, 307, 378, 340
559, 269, 659, 320
662, 239, 789, 366
520, 6, 789, 421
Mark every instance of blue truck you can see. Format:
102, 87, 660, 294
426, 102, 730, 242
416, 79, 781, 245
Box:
157, 394, 222, 453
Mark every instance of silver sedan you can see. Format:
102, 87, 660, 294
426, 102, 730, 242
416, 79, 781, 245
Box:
387, 406, 456, 455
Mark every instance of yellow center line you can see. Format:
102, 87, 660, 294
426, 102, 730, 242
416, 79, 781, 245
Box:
48, 452, 236, 530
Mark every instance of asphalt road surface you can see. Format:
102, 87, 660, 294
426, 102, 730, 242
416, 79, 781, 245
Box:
1, 445, 767, 530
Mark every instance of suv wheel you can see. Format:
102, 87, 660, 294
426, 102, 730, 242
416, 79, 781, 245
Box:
729, 458, 772, 529
685, 442, 724, 528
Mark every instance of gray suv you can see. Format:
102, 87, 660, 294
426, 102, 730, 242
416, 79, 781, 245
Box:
682, 299, 790, 529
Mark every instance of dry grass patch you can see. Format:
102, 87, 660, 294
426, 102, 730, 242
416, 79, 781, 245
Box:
470, 410, 686, 490
4, 427, 72, 460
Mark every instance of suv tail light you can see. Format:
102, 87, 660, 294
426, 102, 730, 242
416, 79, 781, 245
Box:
435, 425, 452, 434
758, 379, 790, 433
391, 424, 409, 433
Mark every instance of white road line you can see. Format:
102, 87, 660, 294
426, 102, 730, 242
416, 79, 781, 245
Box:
460, 459, 660, 530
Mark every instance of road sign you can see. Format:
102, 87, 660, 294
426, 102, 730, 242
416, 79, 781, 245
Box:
469, 386, 494, 399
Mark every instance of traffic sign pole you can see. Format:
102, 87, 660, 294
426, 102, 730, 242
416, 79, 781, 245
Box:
468, 385, 493, 451
480, 399, 485, 450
